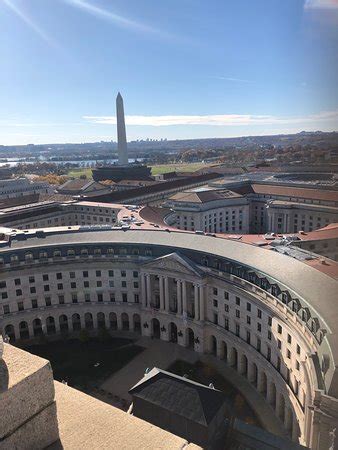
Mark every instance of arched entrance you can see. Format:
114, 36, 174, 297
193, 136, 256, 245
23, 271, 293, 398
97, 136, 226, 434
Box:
221, 341, 228, 361
85, 312, 94, 330
169, 322, 178, 343
72, 313, 81, 331
230, 347, 238, 369
121, 313, 129, 330
33, 318, 43, 337
133, 314, 141, 333
19, 321, 29, 340
5, 324, 15, 342
46, 316, 56, 335
97, 312, 106, 329
210, 335, 217, 356
240, 354, 248, 377
151, 318, 160, 339
59, 315, 68, 332
186, 327, 195, 349
109, 312, 117, 330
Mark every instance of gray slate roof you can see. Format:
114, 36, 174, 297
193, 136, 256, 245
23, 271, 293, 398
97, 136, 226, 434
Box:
129, 368, 227, 426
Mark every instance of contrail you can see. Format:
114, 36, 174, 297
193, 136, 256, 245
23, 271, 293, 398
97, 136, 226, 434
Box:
63, 0, 176, 39
3, 0, 59, 49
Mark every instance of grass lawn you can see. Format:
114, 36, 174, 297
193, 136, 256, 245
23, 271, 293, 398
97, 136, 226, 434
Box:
67, 168, 93, 179
67, 162, 215, 178
150, 162, 214, 175
167, 359, 262, 429
26, 335, 144, 390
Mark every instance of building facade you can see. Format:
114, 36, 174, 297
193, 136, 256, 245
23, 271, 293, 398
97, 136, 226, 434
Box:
1, 229, 337, 449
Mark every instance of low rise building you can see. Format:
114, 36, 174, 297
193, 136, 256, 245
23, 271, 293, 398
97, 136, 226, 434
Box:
0, 177, 52, 199
164, 189, 250, 233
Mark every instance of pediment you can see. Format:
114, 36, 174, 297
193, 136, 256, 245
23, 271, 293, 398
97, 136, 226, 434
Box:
142, 252, 204, 278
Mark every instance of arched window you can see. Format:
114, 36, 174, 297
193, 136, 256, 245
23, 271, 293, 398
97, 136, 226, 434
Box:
25, 252, 33, 261
67, 249, 75, 257
53, 249, 61, 257
10, 254, 19, 263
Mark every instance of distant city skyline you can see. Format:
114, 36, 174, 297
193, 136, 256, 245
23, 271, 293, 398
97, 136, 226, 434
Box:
0, 0, 337, 145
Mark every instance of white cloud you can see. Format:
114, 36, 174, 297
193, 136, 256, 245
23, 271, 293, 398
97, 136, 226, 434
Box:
212, 76, 252, 83
304, 0, 338, 9
83, 110, 338, 127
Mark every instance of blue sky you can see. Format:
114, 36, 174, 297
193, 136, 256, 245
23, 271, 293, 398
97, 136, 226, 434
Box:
0, 0, 337, 145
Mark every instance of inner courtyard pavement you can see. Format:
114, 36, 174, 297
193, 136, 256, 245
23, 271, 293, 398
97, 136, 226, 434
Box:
100, 335, 288, 439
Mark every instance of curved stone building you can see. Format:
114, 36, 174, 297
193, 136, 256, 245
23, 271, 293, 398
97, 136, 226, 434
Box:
1, 228, 337, 449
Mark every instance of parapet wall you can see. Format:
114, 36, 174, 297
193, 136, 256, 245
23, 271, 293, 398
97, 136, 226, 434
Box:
0, 343, 59, 449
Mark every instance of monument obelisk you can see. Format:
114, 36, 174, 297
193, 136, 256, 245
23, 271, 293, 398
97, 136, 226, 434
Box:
116, 92, 128, 165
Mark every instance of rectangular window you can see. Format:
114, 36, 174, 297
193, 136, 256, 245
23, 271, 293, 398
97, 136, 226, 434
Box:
14, 278, 21, 285
297, 344, 301, 355
32, 299, 38, 308
109, 280, 114, 287
236, 309, 240, 318
122, 293, 128, 303
224, 291, 229, 300
277, 339, 282, 349
235, 324, 240, 336
257, 338, 261, 352
236, 296, 240, 305
84, 281, 89, 288
257, 309, 262, 318
122, 281, 127, 288
17, 301, 24, 311
268, 330, 272, 340
97, 281, 102, 288
85, 293, 91, 302
224, 304, 229, 312
213, 313, 218, 325
134, 294, 139, 303
30, 286, 36, 294
278, 324, 282, 334
257, 322, 261, 332
246, 302, 251, 312
1, 292, 8, 299
133, 271, 138, 278
213, 287, 218, 296
110, 293, 115, 302
29, 276, 35, 283
296, 361, 300, 371
121, 270, 126, 278
247, 315, 251, 324
83, 271, 88, 278
58, 295, 65, 304
268, 316, 272, 326
3, 304, 10, 314
108, 270, 114, 277
45, 297, 51, 306
267, 346, 271, 361
72, 293, 78, 303
96, 270, 101, 277
246, 331, 250, 344
43, 274, 49, 281
287, 334, 292, 344
287, 349, 291, 359
97, 293, 103, 302
224, 318, 229, 330
71, 282, 76, 289
69, 272, 75, 279
16, 289, 22, 296
56, 273, 62, 280
213, 299, 218, 308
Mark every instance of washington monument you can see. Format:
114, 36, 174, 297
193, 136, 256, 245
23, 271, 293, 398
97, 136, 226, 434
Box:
116, 92, 128, 165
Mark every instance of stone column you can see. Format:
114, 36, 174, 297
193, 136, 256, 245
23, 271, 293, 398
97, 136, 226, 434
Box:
194, 283, 199, 321
159, 276, 165, 311
199, 285, 205, 321
141, 274, 147, 307
177, 280, 182, 316
146, 274, 151, 307
182, 281, 187, 315
164, 277, 170, 312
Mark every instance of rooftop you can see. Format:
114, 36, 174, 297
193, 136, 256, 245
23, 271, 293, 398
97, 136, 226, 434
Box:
168, 189, 242, 204
129, 367, 228, 426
